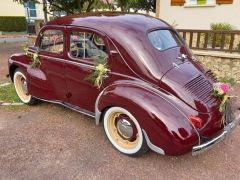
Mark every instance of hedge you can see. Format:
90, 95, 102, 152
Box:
0, 16, 27, 32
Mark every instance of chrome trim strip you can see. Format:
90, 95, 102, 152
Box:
95, 89, 106, 125
142, 129, 165, 155
192, 131, 227, 155
192, 113, 240, 156
35, 97, 95, 118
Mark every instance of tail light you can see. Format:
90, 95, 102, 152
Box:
188, 115, 203, 129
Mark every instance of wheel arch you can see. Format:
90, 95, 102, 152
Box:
9, 64, 19, 82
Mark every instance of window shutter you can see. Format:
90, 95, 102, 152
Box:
171, 0, 185, 6
216, 0, 233, 4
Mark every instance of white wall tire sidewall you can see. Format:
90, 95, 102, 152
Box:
14, 71, 31, 104
104, 107, 143, 155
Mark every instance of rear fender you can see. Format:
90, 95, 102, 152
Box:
95, 81, 200, 155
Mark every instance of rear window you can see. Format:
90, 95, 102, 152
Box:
148, 30, 182, 51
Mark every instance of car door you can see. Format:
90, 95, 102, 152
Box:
64, 27, 111, 113
29, 26, 68, 102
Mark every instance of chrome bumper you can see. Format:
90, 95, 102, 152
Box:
192, 111, 240, 156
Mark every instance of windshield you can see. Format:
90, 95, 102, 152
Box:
148, 29, 182, 51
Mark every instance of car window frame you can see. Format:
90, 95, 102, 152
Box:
36, 25, 66, 57
146, 27, 184, 52
66, 26, 110, 65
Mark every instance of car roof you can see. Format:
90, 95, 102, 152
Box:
47, 12, 169, 34
46, 12, 172, 81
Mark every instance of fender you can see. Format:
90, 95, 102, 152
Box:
8, 54, 31, 81
95, 80, 200, 155
9, 53, 60, 100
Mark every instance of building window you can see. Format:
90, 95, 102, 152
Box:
186, 0, 216, 6
24, 1, 37, 18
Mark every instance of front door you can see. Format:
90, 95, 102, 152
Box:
64, 27, 110, 113
28, 26, 68, 102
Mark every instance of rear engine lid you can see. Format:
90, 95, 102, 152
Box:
161, 61, 220, 113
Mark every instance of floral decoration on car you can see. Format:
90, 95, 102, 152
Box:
22, 43, 41, 68
213, 82, 233, 112
85, 55, 108, 89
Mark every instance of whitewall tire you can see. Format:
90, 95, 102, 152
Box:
103, 107, 148, 156
13, 69, 37, 105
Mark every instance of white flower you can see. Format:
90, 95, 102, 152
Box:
33, 53, 39, 60
217, 89, 224, 95
96, 64, 104, 71
96, 64, 107, 73
213, 83, 221, 91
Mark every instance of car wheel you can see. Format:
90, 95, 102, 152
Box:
103, 107, 149, 156
13, 69, 37, 105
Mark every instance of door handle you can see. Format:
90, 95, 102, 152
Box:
103, 75, 109, 79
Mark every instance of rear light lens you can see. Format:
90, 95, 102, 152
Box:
188, 115, 203, 129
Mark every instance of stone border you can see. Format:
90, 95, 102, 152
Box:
0, 102, 24, 106
0, 82, 11, 87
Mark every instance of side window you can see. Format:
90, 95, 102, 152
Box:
70, 31, 107, 60
39, 29, 64, 54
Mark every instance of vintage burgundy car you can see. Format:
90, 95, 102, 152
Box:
8, 12, 240, 156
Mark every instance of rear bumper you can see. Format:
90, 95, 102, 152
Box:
192, 110, 240, 156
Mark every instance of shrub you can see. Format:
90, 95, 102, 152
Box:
0, 16, 27, 32
209, 23, 235, 47
237, 42, 240, 51
197, 0, 207, 5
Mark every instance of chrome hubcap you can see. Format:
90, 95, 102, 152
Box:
21, 78, 28, 95
116, 118, 134, 139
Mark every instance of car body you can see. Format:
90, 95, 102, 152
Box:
8, 12, 240, 156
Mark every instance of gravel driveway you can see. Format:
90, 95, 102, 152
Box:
0, 42, 240, 180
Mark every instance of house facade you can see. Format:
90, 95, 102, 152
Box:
0, 0, 46, 23
156, 0, 240, 29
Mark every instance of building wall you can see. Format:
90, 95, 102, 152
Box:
0, 1, 25, 17
158, 0, 240, 30
0, 0, 45, 21
32, 2, 45, 20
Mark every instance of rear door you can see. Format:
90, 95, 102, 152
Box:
64, 27, 111, 113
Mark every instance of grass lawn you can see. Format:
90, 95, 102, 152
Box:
0, 83, 29, 111
0, 83, 21, 103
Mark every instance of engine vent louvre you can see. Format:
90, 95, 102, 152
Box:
184, 75, 218, 105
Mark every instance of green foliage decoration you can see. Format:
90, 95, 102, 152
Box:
85, 55, 108, 89
22, 43, 41, 68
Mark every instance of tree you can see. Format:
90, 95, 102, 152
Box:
115, 0, 156, 13
14, 0, 157, 20
14, 0, 108, 16
115, 0, 137, 12
134, 0, 156, 13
